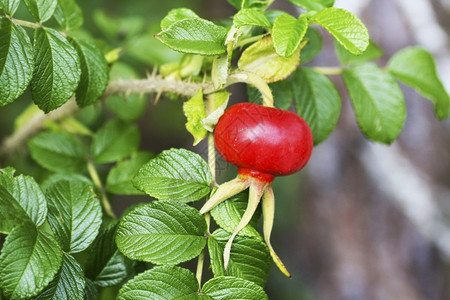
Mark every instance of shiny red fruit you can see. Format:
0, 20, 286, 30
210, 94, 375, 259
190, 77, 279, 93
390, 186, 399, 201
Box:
214, 103, 314, 182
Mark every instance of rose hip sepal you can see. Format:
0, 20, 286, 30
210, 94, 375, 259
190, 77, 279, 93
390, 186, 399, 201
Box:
200, 103, 313, 277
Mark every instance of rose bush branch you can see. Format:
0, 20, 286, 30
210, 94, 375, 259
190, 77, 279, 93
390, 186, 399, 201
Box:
0, 76, 214, 158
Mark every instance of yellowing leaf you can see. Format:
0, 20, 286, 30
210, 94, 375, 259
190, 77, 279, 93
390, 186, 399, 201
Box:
202, 91, 230, 132
238, 35, 304, 83
183, 88, 207, 145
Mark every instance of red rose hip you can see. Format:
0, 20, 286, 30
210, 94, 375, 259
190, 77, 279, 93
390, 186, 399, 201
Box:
214, 103, 313, 182
200, 102, 314, 278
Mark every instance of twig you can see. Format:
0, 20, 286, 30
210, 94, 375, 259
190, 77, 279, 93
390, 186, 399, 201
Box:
0, 77, 214, 157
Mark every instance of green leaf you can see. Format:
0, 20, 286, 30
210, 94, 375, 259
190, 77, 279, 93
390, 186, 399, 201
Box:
227, 0, 241, 9
309, 7, 368, 55
41, 173, 92, 191
117, 266, 199, 300
93, 10, 144, 40
247, 79, 293, 110
84, 279, 98, 300
388, 47, 450, 119
23, 0, 57, 22
184, 88, 207, 145
292, 68, 341, 144
300, 26, 322, 64
46, 179, 102, 253
210, 191, 261, 238
343, 63, 406, 144
116, 200, 207, 265
106, 94, 147, 122
202, 276, 268, 299
0, 186, 30, 233
227, 0, 269, 10
233, 8, 271, 28
91, 119, 140, 164
133, 148, 212, 202
272, 14, 308, 57
335, 39, 382, 65
238, 35, 303, 83
53, 0, 83, 30
243, 0, 270, 9
160, 8, 200, 31
156, 18, 227, 56
0, 170, 47, 231
70, 38, 109, 107
287, 0, 334, 11
28, 132, 86, 173
31, 28, 81, 112
0, 0, 20, 15
127, 29, 183, 66
106, 152, 154, 195
0, 18, 34, 106
33, 254, 85, 300
208, 229, 271, 287
85, 222, 135, 287
0, 222, 63, 299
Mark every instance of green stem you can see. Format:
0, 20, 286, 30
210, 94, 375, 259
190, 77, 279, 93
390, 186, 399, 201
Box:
87, 160, 116, 218
235, 34, 267, 49
313, 66, 343, 75
195, 248, 205, 288
195, 213, 211, 288
1, 16, 42, 29
208, 133, 216, 186
226, 71, 274, 107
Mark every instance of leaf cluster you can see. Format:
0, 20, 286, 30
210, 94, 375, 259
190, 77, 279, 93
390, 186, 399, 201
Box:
0, 0, 109, 112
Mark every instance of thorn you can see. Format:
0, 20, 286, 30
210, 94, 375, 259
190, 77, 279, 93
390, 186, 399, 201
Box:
154, 90, 163, 105
152, 65, 158, 78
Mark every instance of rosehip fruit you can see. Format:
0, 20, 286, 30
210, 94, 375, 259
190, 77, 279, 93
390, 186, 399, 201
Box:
214, 102, 313, 182
200, 102, 314, 278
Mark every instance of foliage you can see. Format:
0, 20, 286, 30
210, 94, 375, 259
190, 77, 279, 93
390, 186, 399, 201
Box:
0, 0, 449, 299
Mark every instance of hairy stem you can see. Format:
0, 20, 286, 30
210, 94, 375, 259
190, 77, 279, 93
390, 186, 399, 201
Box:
87, 160, 116, 218
0, 77, 214, 157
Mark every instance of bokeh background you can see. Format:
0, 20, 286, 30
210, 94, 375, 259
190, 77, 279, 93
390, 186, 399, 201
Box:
1, 0, 450, 299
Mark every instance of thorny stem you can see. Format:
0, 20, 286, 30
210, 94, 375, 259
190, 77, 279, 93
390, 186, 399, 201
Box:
0, 78, 214, 157
87, 160, 116, 218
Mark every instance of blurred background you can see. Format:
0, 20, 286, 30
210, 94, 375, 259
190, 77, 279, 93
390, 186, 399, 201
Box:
1, 0, 450, 299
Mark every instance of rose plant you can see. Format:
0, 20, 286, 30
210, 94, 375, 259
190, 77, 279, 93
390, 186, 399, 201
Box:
0, 0, 448, 299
